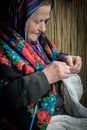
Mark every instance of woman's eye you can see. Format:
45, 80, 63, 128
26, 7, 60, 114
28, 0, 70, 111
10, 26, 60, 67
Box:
35, 19, 48, 25
35, 20, 41, 24
35, 19, 44, 24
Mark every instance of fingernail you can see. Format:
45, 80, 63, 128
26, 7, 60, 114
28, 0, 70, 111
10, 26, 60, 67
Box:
67, 66, 72, 70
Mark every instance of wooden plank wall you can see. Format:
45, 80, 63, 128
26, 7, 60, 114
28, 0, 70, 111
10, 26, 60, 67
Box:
46, 0, 87, 106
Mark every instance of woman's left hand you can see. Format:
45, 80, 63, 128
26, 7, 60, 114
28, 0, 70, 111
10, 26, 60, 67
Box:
64, 55, 82, 74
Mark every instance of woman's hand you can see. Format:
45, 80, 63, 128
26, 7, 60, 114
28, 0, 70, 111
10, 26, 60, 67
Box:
64, 55, 82, 74
42, 61, 71, 84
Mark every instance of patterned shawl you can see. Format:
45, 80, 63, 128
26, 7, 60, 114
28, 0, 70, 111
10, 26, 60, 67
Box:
0, 0, 60, 129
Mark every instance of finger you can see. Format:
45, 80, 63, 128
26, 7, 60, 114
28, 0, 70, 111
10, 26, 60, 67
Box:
65, 66, 71, 74
72, 59, 82, 73
70, 64, 81, 73
67, 66, 72, 70
64, 56, 73, 67
73, 56, 82, 66
63, 73, 70, 79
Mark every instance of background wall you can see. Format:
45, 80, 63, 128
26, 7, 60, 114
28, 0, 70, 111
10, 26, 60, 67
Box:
46, 0, 87, 106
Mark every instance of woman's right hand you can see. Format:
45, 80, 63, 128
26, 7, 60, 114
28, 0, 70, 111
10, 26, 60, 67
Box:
42, 61, 71, 84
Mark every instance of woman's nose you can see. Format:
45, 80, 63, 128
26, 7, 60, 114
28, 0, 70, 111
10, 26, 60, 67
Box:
39, 22, 46, 32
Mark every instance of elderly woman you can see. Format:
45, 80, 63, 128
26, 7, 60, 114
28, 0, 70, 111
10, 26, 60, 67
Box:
0, 0, 84, 130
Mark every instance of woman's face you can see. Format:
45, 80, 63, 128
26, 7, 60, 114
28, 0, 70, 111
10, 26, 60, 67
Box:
26, 5, 51, 42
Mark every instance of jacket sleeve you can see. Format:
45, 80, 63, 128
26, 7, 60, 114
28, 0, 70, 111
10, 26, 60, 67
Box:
56, 53, 68, 61
0, 65, 50, 110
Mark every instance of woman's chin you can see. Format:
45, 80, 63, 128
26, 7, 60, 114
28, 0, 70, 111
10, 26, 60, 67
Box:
29, 36, 38, 42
